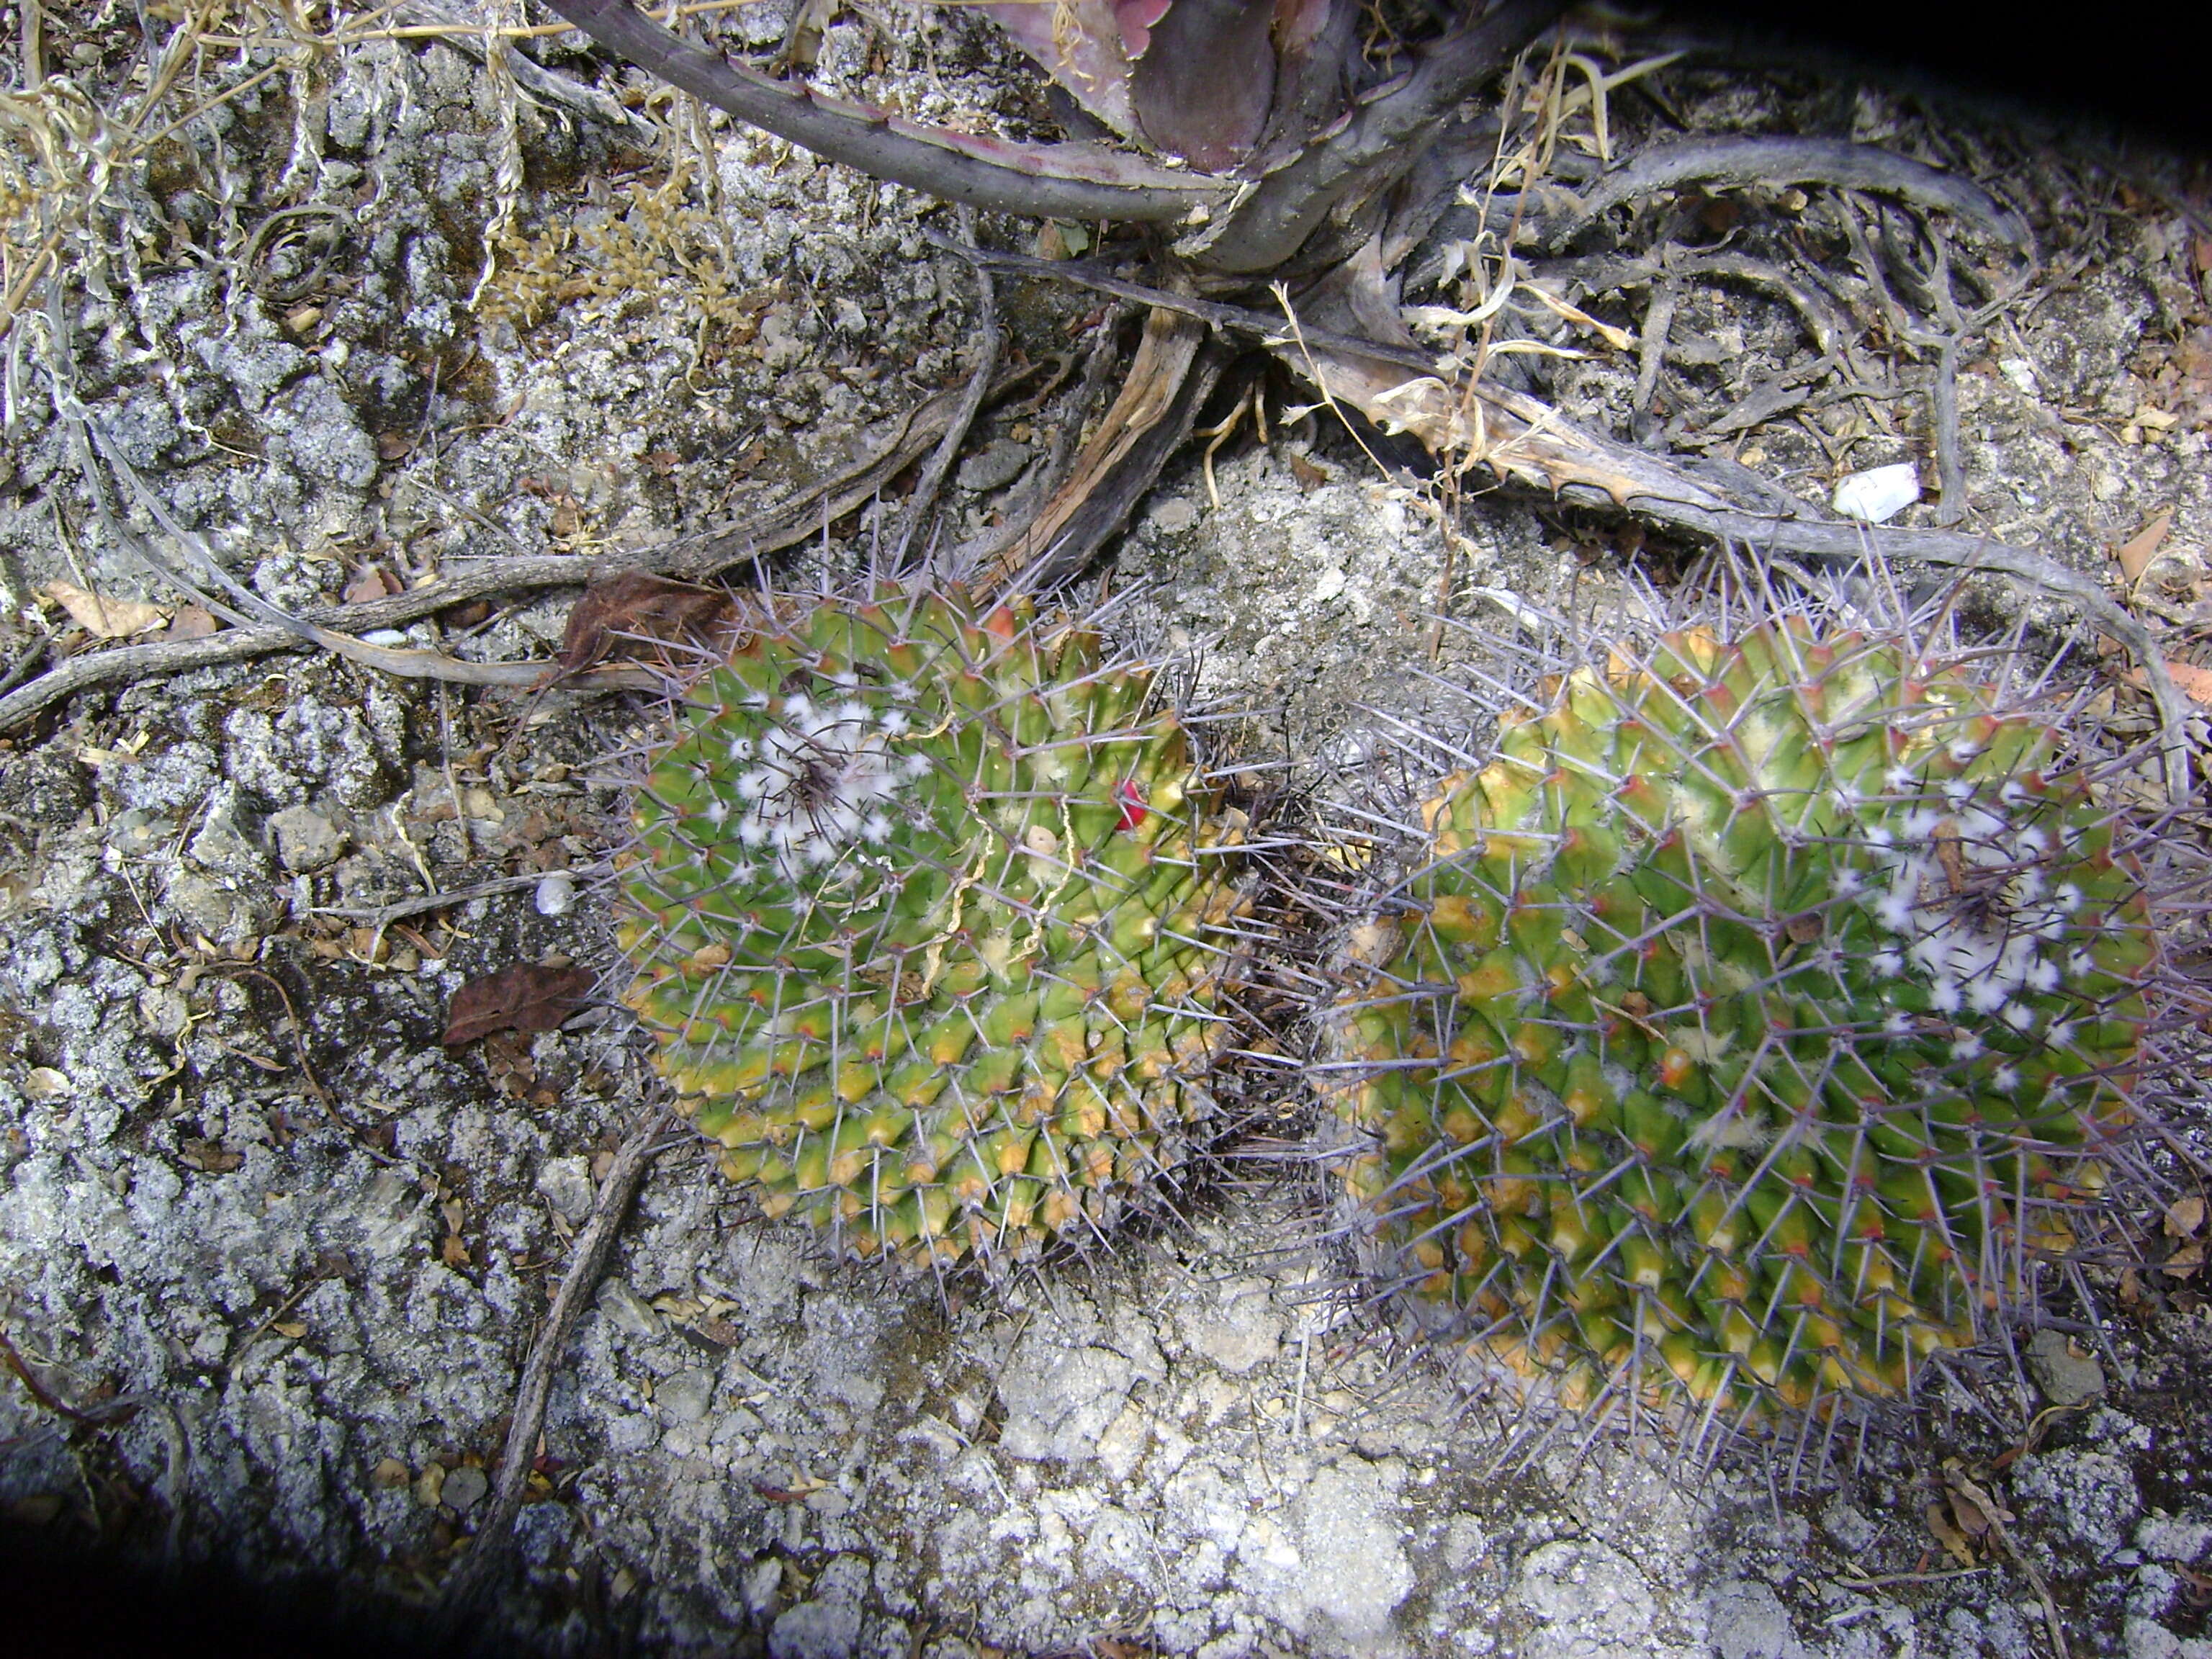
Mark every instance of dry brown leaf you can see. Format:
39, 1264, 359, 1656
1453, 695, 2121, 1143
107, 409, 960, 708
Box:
40, 579, 167, 639
161, 604, 220, 641
2126, 662, 2212, 707
1925, 1501, 1977, 1565
556, 571, 737, 676
2167, 1195, 2208, 1237
2168, 1241, 2206, 1278
441, 963, 596, 1045
2113, 509, 2175, 583
181, 1137, 243, 1173
343, 566, 401, 605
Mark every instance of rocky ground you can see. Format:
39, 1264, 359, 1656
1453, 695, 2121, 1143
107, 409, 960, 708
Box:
3, 5, 2212, 1656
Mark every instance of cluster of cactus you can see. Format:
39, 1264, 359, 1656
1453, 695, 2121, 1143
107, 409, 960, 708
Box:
616, 588, 1247, 1266
1326, 616, 2156, 1421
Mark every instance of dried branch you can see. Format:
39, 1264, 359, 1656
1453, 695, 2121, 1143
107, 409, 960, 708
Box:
1545, 135, 2033, 251
1, 370, 1030, 733
931, 246, 2194, 802
539, 0, 1233, 223
975, 305, 1216, 593
433, 1109, 669, 1628
895, 204, 999, 570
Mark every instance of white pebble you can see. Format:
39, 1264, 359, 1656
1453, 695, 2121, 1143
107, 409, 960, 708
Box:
535, 871, 577, 916
1832, 462, 1920, 524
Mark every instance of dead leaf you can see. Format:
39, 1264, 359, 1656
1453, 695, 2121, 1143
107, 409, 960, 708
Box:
181, 1137, 243, 1173
2126, 662, 2212, 707
2167, 1241, 2206, 1278
555, 572, 737, 677
2167, 1195, 2207, 1237
441, 963, 595, 1045
343, 566, 400, 605
1925, 1500, 1977, 1565
271, 1320, 307, 1339
2113, 509, 2175, 583
440, 1233, 472, 1269
39, 580, 167, 639
22, 1066, 70, 1100
161, 604, 220, 641
752, 1474, 830, 1502
370, 1456, 410, 1489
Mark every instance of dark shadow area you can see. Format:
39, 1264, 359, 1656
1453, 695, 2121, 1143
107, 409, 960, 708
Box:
0, 1525, 472, 1659
1677, 0, 2212, 153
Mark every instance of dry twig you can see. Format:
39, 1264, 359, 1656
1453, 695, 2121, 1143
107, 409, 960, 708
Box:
433, 1108, 670, 1628
894, 204, 999, 570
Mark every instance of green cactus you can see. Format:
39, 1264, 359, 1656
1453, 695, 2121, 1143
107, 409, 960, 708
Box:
617, 588, 1247, 1266
1328, 615, 2156, 1421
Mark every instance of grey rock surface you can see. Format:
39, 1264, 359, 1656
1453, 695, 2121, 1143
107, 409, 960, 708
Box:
0, 9, 2208, 1659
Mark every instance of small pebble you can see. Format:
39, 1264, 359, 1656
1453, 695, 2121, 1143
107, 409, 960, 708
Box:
441, 1465, 490, 1513
535, 871, 576, 917
1831, 462, 1920, 523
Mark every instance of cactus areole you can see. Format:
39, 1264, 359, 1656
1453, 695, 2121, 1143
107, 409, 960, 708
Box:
1332, 619, 2155, 1419
618, 589, 1246, 1266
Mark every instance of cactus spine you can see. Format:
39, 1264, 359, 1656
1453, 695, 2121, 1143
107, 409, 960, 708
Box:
1328, 613, 2156, 1421
617, 588, 1246, 1265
